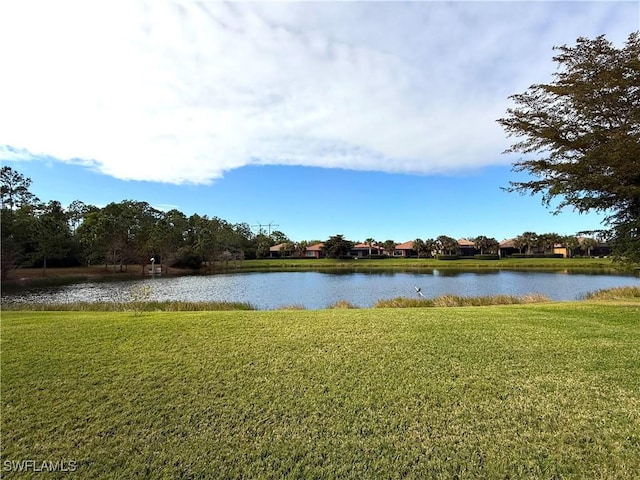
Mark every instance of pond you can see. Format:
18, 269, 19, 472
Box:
3, 269, 640, 309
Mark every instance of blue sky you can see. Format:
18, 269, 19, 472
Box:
1, 1, 638, 243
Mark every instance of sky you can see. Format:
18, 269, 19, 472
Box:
1, 1, 638, 243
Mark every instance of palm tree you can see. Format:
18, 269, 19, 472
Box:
539, 232, 561, 254
473, 235, 499, 255
562, 235, 580, 258
423, 238, 437, 258
413, 238, 425, 258
364, 238, 376, 256
382, 240, 397, 257
520, 231, 538, 255
513, 235, 526, 254
582, 237, 599, 257
294, 240, 308, 258
436, 235, 458, 256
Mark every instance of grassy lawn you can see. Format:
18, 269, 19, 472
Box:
2, 302, 639, 478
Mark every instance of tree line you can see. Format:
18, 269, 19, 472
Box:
0, 166, 294, 280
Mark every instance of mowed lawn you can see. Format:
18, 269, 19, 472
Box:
2, 303, 639, 479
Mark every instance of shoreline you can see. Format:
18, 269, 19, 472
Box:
2, 257, 635, 295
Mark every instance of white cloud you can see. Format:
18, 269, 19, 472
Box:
0, 1, 636, 184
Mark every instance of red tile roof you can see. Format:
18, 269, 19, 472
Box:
457, 238, 475, 247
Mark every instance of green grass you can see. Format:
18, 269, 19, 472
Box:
241, 256, 618, 271
2, 302, 639, 478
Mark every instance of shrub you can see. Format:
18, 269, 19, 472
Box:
436, 255, 460, 260
374, 294, 550, 308
172, 248, 204, 270
328, 300, 358, 309
278, 304, 307, 310
583, 286, 640, 300
375, 297, 434, 308
474, 254, 500, 260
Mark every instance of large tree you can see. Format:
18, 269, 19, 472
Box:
32, 201, 73, 274
0, 166, 39, 210
322, 235, 355, 258
150, 209, 189, 271
497, 32, 640, 264
1, 167, 41, 279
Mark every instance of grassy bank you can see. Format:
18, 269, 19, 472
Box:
2, 301, 639, 478
241, 256, 619, 271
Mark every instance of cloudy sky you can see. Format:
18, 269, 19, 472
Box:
1, 1, 638, 242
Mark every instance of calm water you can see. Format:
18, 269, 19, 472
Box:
3, 269, 639, 309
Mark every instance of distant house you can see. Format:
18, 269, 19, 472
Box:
553, 237, 611, 258
580, 242, 611, 257
394, 241, 416, 257
350, 243, 383, 257
305, 243, 325, 259
499, 236, 611, 258
457, 238, 478, 256
552, 243, 569, 258
498, 239, 519, 258
586, 239, 612, 257
269, 243, 293, 258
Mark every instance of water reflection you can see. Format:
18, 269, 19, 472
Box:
3, 270, 639, 310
